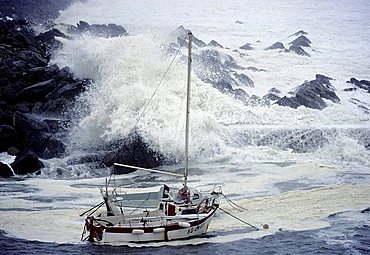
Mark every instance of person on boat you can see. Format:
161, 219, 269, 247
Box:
177, 186, 190, 203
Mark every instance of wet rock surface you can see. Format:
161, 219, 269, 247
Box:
275, 74, 340, 110
0, 19, 88, 175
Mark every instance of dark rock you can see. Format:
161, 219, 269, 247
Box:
0, 78, 10, 87
43, 118, 69, 133
41, 136, 66, 159
41, 98, 68, 114
240, 43, 254, 50
234, 73, 254, 87
0, 0, 74, 24
0, 125, 18, 152
7, 146, 20, 156
246, 66, 267, 72
208, 40, 223, 48
344, 87, 357, 92
361, 207, 370, 213
275, 74, 340, 110
265, 42, 286, 50
289, 30, 308, 37
16, 50, 48, 67
315, 74, 333, 85
233, 88, 249, 102
46, 81, 84, 101
290, 35, 311, 47
67, 153, 103, 165
269, 87, 281, 94
0, 162, 14, 177
275, 96, 301, 109
1, 85, 18, 103
36, 28, 68, 50
262, 89, 281, 103
289, 45, 309, 56
10, 151, 44, 175
103, 133, 165, 174
69, 21, 128, 38
13, 111, 49, 136
0, 108, 13, 125
17, 79, 56, 101
295, 85, 327, 109
347, 78, 370, 93
15, 103, 30, 113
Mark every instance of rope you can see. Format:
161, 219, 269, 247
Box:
221, 193, 248, 212
129, 192, 151, 215
218, 207, 259, 230
130, 34, 189, 134
80, 201, 105, 217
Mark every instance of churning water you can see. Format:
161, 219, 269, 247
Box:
1, 0, 370, 254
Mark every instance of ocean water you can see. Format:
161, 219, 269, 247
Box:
1, 0, 370, 254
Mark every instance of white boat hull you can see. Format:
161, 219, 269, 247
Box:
85, 207, 217, 243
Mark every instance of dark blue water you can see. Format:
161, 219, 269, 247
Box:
1, 209, 369, 255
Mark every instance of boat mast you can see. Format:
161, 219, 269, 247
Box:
184, 31, 192, 187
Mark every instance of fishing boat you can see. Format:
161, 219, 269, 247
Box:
81, 31, 222, 243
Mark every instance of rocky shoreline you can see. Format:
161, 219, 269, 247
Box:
0, 18, 90, 176
0, 3, 369, 177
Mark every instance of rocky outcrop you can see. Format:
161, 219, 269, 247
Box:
346, 78, 370, 93
262, 87, 282, 104
208, 40, 223, 48
0, 18, 94, 177
65, 21, 128, 38
275, 74, 340, 110
0, 0, 74, 23
103, 133, 166, 174
289, 30, 308, 37
10, 151, 44, 175
289, 35, 311, 47
288, 45, 309, 56
265, 42, 286, 51
0, 19, 90, 161
239, 43, 254, 50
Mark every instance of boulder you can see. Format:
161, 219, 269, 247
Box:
275, 74, 340, 110
13, 111, 50, 133
234, 73, 254, 87
289, 30, 308, 37
36, 29, 68, 46
10, 151, 44, 175
347, 78, 370, 93
41, 136, 66, 159
17, 79, 57, 101
46, 81, 85, 101
208, 40, 223, 48
0, 125, 19, 152
103, 133, 165, 174
70, 21, 128, 38
265, 42, 286, 50
239, 43, 254, 50
0, 162, 14, 177
16, 50, 48, 67
289, 35, 311, 47
289, 45, 309, 56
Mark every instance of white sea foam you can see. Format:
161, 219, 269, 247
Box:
1, 0, 370, 245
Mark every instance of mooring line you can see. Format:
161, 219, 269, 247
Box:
221, 193, 248, 211
219, 207, 259, 230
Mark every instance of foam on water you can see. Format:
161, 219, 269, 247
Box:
1, 0, 370, 248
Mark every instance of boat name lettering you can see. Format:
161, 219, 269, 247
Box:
187, 223, 205, 234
